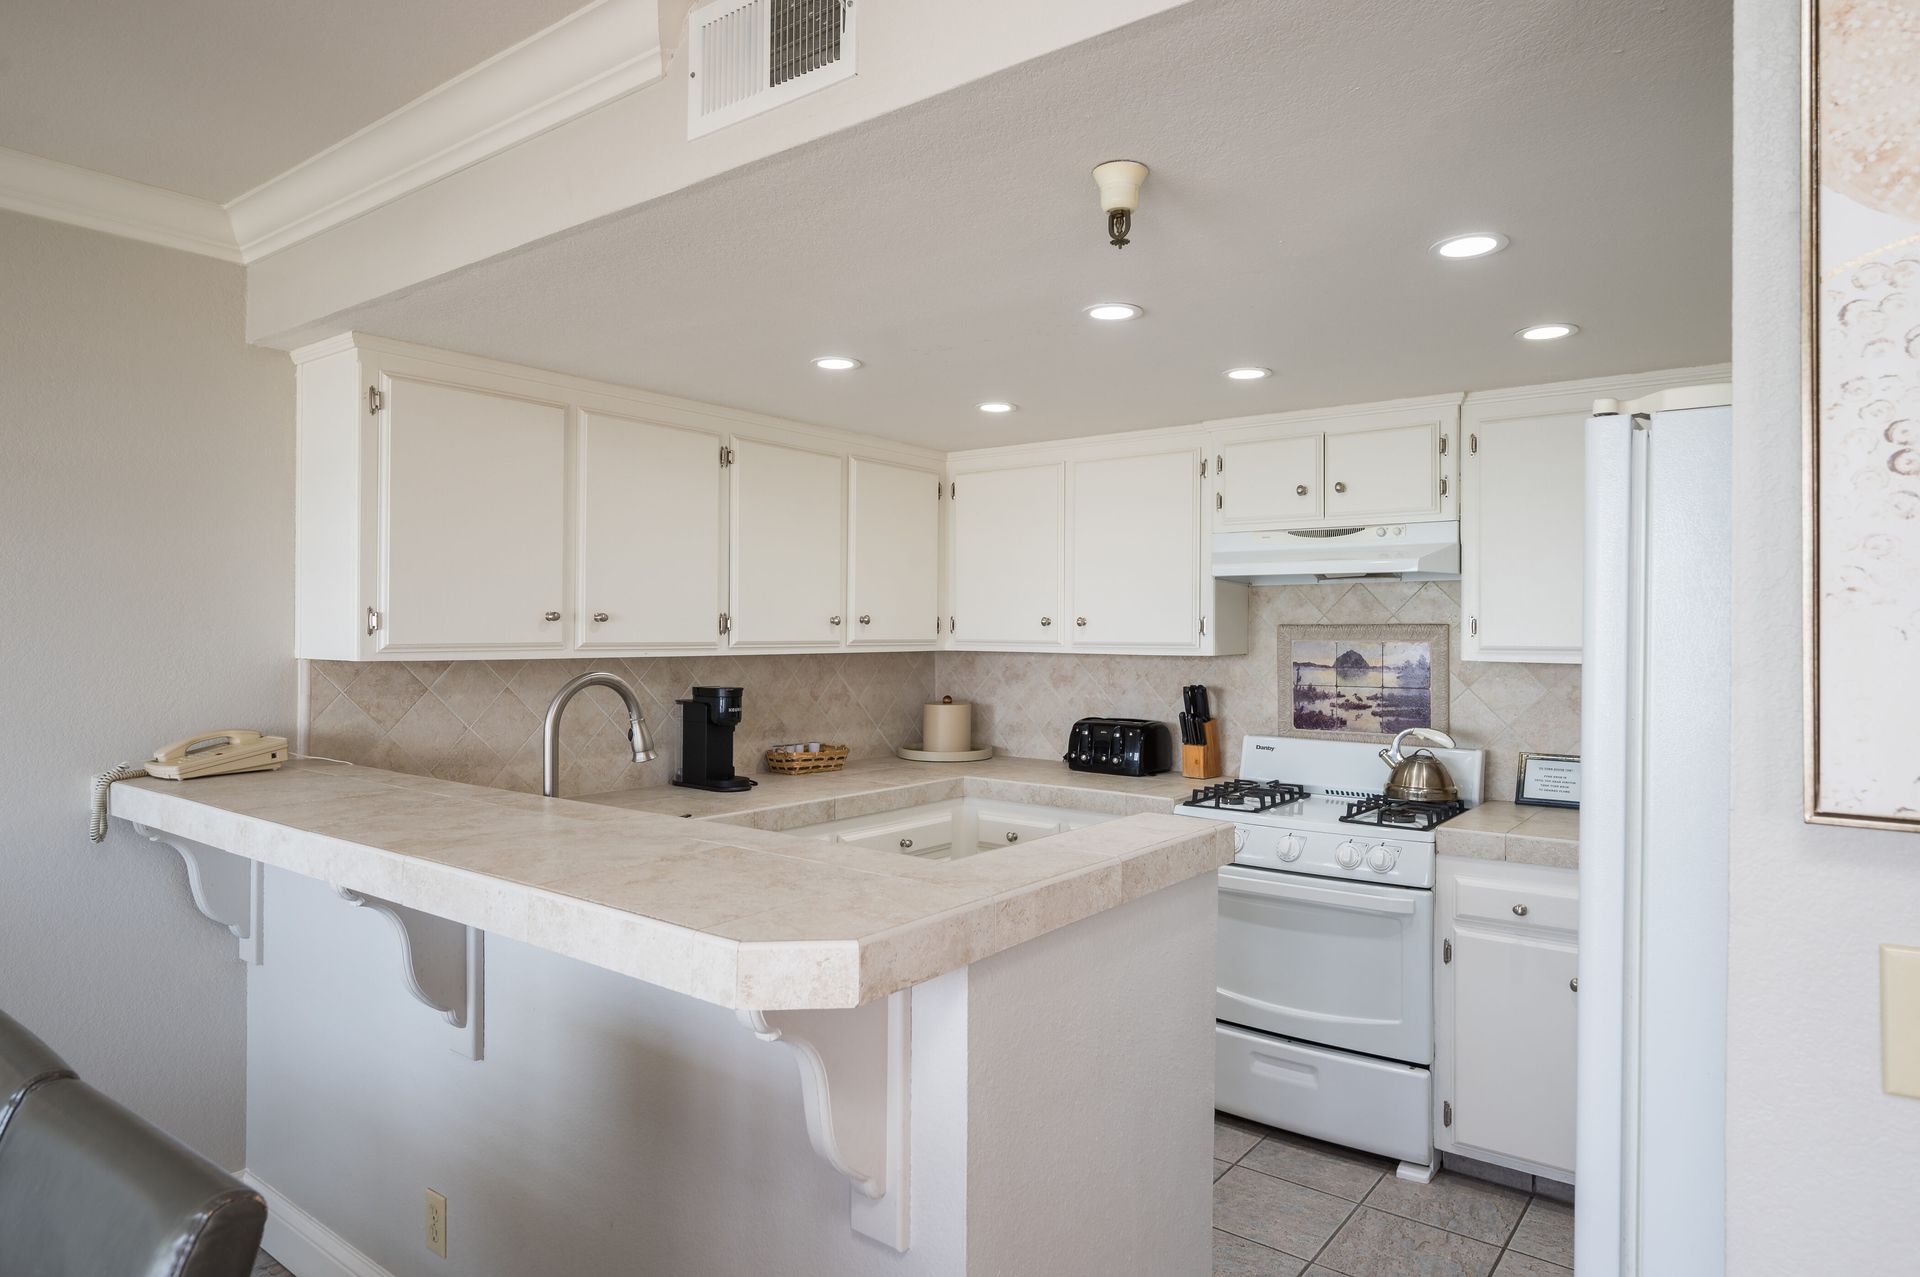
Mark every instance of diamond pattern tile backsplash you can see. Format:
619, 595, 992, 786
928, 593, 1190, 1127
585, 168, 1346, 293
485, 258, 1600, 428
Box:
933, 582, 1580, 803
302, 584, 1577, 801
303, 652, 935, 797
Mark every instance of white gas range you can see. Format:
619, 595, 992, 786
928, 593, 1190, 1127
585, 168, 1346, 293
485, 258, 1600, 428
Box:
1178, 735, 1484, 1182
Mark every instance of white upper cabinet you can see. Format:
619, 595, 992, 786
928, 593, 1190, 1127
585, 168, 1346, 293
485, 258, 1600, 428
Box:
848, 458, 941, 646
1460, 405, 1586, 663
728, 438, 846, 648
1071, 448, 1201, 648
576, 409, 725, 651
1322, 421, 1443, 521
949, 463, 1064, 647
1215, 435, 1324, 528
380, 373, 567, 653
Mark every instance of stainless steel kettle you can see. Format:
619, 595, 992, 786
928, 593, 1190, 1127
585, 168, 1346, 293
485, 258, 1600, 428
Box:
1378, 728, 1459, 802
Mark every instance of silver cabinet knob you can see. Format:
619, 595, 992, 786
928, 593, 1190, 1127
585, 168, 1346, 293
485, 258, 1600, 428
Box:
1334, 481, 1348, 493
1006, 831, 1020, 843
899, 838, 914, 849
1570, 977, 1579, 992
859, 614, 872, 625
1512, 903, 1529, 917
543, 611, 562, 622
1296, 484, 1308, 496
829, 615, 842, 626
591, 612, 609, 623
1076, 616, 1088, 627
1040, 616, 1052, 627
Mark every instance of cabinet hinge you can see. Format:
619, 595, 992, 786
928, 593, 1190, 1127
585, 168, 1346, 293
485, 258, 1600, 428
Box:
1200, 458, 1208, 477
719, 445, 735, 467
1443, 937, 1452, 964
367, 386, 383, 415
1443, 1101, 1453, 1128
365, 606, 382, 635
1200, 616, 1207, 636
1469, 433, 1479, 456
1440, 476, 1449, 498
949, 615, 956, 634
1215, 454, 1224, 473
937, 480, 944, 499
1469, 616, 1478, 637
935, 616, 941, 633
1439, 435, 1449, 456
719, 611, 731, 634
949, 481, 956, 499
1216, 492, 1224, 510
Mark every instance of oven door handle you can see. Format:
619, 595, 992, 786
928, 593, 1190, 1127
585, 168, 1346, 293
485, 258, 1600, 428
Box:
1218, 866, 1418, 916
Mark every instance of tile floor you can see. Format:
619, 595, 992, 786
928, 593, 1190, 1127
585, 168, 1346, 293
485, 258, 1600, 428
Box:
1214, 1114, 1573, 1276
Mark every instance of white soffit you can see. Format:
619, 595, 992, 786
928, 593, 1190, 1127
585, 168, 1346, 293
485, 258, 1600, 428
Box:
0, 0, 663, 264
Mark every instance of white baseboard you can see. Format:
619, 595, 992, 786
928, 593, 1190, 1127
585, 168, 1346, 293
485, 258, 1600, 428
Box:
241, 1171, 397, 1277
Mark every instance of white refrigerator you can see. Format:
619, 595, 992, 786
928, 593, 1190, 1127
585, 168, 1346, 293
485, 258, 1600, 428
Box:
1576, 390, 1732, 1276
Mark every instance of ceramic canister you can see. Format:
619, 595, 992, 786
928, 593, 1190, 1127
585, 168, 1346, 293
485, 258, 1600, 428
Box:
921, 698, 974, 753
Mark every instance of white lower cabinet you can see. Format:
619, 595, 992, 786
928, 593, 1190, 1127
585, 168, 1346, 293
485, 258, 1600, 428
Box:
1434, 856, 1579, 1179
949, 463, 1065, 647
848, 458, 941, 645
728, 438, 847, 647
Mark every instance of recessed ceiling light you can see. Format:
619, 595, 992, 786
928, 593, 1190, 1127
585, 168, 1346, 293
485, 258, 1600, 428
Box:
812, 356, 861, 370
1085, 302, 1143, 322
1224, 367, 1272, 381
1431, 232, 1510, 259
977, 401, 1017, 414
1516, 323, 1579, 342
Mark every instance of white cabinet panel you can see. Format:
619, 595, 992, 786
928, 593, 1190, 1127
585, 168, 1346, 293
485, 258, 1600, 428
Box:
1216, 435, 1323, 528
729, 438, 845, 647
1461, 411, 1585, 662
950, 463, 1063, 646
849, 458, 940, 645
1322, 422, 1442, 521
380, 374, 566, 652
1070, 449, 1199, 648
1436, 858, 1579, 1178
577, 410, 724, 650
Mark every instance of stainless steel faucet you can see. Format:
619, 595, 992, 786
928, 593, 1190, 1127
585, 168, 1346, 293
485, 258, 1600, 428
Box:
543, 672, 657, 797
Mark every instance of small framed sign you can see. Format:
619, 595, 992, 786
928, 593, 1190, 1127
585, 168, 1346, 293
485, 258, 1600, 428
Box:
1516, 752, 1581, 808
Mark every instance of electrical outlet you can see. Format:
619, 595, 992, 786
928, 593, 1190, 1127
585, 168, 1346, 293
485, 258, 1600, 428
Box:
425, 1188, 448, 1259
1883, 945, 1920, 1099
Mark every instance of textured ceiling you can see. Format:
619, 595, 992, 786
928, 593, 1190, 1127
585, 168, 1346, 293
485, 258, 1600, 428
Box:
0, 0, 590, 200
326, 0, 1732, 449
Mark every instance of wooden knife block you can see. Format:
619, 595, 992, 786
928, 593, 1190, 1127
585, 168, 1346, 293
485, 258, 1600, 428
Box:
1181, 719, 1223, 780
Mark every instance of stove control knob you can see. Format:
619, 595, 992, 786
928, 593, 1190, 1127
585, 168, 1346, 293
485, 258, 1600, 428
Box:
1231, 827, 1249, 855
1276, 833, 1304, 862
1366, 843, 1400, 873
1335, 840, 1366, 870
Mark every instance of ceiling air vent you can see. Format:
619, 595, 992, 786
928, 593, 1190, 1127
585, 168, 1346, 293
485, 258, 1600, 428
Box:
687, 0, 856, 138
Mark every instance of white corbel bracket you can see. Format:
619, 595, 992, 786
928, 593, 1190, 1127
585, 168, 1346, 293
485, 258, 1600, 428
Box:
739, 989, 910, 1251
335, 888, 485, 1061
131, 824, 262, 965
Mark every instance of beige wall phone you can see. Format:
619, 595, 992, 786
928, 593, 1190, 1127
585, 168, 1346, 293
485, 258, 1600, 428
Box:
90, 729, 288, 842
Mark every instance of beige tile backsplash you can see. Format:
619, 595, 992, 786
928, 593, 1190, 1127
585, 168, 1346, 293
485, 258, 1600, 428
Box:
302, 583, 1578, 801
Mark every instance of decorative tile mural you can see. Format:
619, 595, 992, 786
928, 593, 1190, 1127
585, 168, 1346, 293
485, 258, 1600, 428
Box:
1280, 623, 1450, 742
302, 652, 933, 798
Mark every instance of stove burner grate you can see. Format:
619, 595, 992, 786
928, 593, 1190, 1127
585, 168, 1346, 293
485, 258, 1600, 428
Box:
1184, 778, 1308, 812
1337, 793, 1466, 832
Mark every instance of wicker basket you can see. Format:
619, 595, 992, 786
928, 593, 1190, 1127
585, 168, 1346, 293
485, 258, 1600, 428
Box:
765, 744, 850, 775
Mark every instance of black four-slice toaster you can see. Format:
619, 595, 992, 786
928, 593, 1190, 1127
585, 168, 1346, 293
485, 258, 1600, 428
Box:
1064, 717, 1173, 777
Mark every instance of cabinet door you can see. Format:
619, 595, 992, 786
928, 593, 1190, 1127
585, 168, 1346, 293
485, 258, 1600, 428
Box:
1323, 421, 1443, 520
848, 458, 940, 645
950, 464, 1063, 646
1450, 923, 1579, 1174
577, 410, 724, 650
380, 374, 566, 651
729, 439, 845, 647
1461, 412, 1585, 662
1215, 435, 1324, 528
1070, 449, 1199, 647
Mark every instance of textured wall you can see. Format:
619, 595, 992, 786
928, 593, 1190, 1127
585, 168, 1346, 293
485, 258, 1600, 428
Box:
1726, 0, 1920, 1270
305, 652, 934, 796
0, 211, 293, 1168
937, 582, 1581, 801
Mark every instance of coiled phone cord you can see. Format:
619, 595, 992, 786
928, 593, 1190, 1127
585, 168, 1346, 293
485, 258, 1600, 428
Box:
89, 763, 150, 844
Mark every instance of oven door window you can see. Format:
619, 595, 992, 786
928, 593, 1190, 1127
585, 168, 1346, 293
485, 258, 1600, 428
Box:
1215, 864, 1434, 1065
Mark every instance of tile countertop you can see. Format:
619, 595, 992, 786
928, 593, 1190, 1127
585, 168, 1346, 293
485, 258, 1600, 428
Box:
108, 757, 1227, 1012
1435, 800, 1581, 869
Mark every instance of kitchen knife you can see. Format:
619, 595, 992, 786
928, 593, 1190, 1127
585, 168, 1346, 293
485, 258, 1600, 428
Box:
1195, 685, 1211, 722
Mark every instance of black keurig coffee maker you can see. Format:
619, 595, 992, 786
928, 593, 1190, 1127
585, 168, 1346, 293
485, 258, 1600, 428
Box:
672, 686, 757, 791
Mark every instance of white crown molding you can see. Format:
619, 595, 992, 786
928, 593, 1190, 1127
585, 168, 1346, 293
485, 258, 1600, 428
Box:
225, 0, 663, 262
0, 0, 662, 265
0, 147, 240, 262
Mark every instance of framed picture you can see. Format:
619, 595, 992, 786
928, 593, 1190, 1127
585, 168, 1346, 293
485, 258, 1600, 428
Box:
1278, 623, 1449, 744
1805, 0, 1920, 831
1516, 753, 1582, 808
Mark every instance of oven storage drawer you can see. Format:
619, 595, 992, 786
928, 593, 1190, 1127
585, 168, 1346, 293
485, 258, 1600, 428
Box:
1216, 1024, 1432, 1164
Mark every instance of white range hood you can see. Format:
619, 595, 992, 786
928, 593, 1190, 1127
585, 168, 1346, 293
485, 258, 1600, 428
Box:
1211, 521, 1460, 584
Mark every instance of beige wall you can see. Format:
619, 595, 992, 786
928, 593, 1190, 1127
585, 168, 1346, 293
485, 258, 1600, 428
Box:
0, 211, 293, 1167
937, 582, 1579, 799
1726, 0, 1920, 1269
